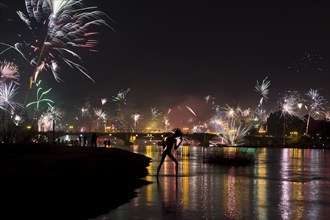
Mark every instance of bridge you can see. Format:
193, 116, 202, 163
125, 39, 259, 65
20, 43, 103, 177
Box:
38, 130, 218, 146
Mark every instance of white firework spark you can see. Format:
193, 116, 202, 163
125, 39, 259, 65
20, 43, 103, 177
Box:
186, 106, 197, 116
279, 91, 301, 117
305, 89, 327, 118
221, 105, 238, 119
0, 81, 22, 111
150, 107, 162, 120
93, 107, 106, 120
131, 113, 142, 127
204, 95, 215, 105
255, 76, 270, 107
219, 118, 251, 146
0, 60, 20, 83
38, 105, 64, 131
304, 89, 327, 135
112, 88, 130, 104
101, 98, 107, 105
80, 101, 91, 118
210, 115, 251, 146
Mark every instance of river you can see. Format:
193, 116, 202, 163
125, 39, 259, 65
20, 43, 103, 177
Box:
94, 145, 330, 220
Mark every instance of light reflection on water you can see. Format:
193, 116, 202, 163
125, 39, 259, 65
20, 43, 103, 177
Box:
95, 146, 330, 220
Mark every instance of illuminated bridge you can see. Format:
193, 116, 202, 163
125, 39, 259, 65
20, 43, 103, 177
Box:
39, 130, 219, 146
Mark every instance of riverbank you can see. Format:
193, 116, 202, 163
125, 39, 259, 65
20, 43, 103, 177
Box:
0, 143, 152, 220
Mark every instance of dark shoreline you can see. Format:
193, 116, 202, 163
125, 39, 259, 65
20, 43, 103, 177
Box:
0, 143, 152, 220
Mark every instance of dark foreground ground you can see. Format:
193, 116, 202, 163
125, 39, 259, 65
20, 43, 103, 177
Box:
0, 143, 152, 220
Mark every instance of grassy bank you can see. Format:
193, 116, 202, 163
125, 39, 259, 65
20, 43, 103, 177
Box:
0, 143, 152, 220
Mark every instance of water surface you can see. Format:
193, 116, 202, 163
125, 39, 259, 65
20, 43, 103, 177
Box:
95, 145, 330, 220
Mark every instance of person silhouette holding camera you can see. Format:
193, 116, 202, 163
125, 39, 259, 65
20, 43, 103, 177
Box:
157, 128, 183, 178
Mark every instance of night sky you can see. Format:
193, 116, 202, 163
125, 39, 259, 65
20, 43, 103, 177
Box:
1, 0, 329, 122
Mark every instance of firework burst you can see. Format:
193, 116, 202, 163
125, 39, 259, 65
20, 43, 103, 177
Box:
112, 88, 130, 104
279, 91, 302, 117
93, 107, 106, 120
209, 104, 252, 146
255, 76, 270, 107
150, 107, 162, 121
131, 113, 142, 127
304, 89, 327, 135
38, 106, 64, 131
0, 81, 22, 111
0, 60, 20, 83
1, 0, 113, 85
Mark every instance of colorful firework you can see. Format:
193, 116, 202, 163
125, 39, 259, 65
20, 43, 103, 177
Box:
0, 60, 20, 83
26, 80, 54, 109
210, 115, 251, 146
219, 118, 251, 146
1, 0, 113, 85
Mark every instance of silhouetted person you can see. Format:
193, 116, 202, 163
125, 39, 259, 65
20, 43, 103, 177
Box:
157, 128, 183, 178
91, 133, 97, 147
107, 139, 111, 147
78, 136, 82, 146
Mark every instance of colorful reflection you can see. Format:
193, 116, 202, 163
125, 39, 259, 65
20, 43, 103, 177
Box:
105, 146, 330, 220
